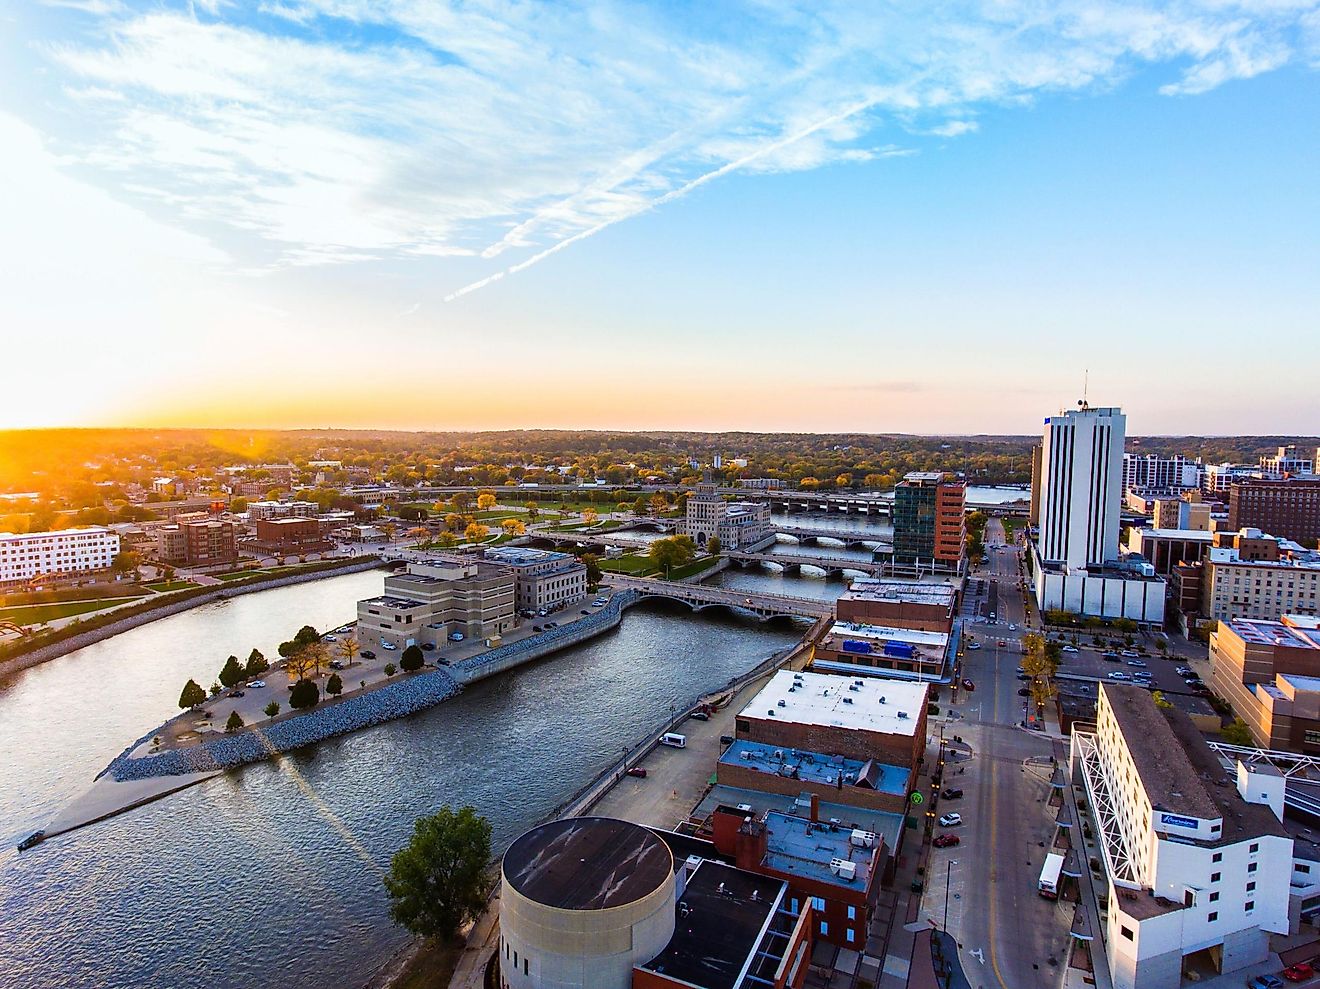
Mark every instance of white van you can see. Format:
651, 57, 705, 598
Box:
660, 733, 687, 749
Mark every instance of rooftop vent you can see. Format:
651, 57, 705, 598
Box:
897, 711, 909, 720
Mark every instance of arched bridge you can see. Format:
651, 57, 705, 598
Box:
608, 575, 833, 621
723, 550, 885, 578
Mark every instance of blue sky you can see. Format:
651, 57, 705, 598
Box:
2, 1, 1318, 433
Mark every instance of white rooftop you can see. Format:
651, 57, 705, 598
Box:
1137, 528, 1215, 541
829, 622, 949, 648
739, 670, 928, 737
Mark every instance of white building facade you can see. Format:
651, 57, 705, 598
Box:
682, 488, 773, 550
0, 526, 121, 587
1071, 684, 1293, 989
1122, 454, 1202, 492
1032, 406, 1165, 622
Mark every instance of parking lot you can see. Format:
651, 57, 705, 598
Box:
1049, 639, 1212, 699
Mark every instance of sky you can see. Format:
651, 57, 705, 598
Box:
2, 0, 1318, 435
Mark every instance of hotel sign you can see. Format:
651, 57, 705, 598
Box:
1160, 813, 1199, 830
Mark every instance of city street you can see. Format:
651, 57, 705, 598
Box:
921, 517, 1074, 989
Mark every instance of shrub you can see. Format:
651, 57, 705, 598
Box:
384, 663, 397, 677
289, 678, 320, 710
400, 645, 424, 673
225, 710, 244, 733
326, 673, 343, 697
264, 701, 280, 718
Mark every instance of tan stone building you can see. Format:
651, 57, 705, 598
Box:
1210, 614, 1320, 751
357, 559, 515, 649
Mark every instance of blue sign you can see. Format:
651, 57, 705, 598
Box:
1160, 813, 1199, 830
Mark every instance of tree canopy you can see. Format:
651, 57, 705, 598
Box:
401, 645, 425, 672
219, 655, 246, 689
289, 678, 320, 710
384, 805, 494, 942
178, 679, 206, 710
649, 535, 696, 573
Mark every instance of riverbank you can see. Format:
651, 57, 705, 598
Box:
0, 556, 385, 682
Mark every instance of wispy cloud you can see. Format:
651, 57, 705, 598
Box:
24, 0, 1320, 292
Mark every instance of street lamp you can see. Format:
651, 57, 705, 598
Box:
944, 859, 959, 933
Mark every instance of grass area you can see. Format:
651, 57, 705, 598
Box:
669, 557, 720, 580
597, 554, 719, 580
145, 579, 199, 593
391, 937, 462, 989
0, 597, 145, 625
1000, 517, 1022, 538
217, 569, 265, 581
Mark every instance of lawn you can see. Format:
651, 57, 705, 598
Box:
0, 597, 145, 625
1000, 517, 1022, 538
145, 580, 199, 593
216, 569, 265, 581
596, 555, 719, 580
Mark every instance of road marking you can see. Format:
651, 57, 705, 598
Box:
971, 948, 985, 964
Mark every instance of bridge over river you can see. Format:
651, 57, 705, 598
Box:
609, 574, 834, 620
723, 550, 885, 577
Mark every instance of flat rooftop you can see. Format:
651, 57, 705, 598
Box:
692, 784, 905, 850
739, 669, 928, 737
502, 817, 673, 911
828, 622, 949, 649
359, 595, 426, 609
842, 578, 957, 607
1280, 674, 1320, 693
637, 860, 784, 989
760, 810, 876, 890
1138, 528, 1215, 541
1225, 619, 1320, 650
483, 546, 572, 566
719, 739, 908, 796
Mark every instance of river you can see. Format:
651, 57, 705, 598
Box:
0, 569, 801, 989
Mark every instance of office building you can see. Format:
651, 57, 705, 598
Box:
483, 546, 587, 612
1260, 446, 1315, 478
1030, 405, 1166, 622
247, 500, 318, 522
1071, 684, 1293, 989
716, 738, 910, 814
153, 513, 238, 566
249, 517, 332, 554
1203, 463, 1260, 495
1201, 530, 1320, 623
835, 578, 957, 633
1210, 615, 1320, 751
738, 477, 786, 490
1122, 454, 1201, 492
356, 559, 515, 648
0, 526, 120, 588
682, 486, 773, 551
1153, 497, 1210, 532
887, 472, 965, 574
734, 670, 928, 774
1123, 528, 1214, 577
1228, 478, 1320, 547
812, 621, 952, 682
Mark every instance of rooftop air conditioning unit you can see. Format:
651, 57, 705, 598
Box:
879, 696, 886, 704
848, 684, 859, 692
850, 829, 877, 849
778, 699, 787, 707
829, 858, 857, 881
740, 751, 751, 760
842, 697, 854, 704
897, 711, 908, 719
768, 710, 776, 716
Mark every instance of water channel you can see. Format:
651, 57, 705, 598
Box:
0, 510, 898, 989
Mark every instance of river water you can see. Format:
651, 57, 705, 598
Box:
0, 570, 802, 989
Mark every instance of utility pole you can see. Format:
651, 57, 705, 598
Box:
944, 859, 958, 932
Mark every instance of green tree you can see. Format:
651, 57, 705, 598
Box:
264, 701, 281, 717
384, 805, 494, 942
707, 535, 722, 555
246, 648, 269, 677
401, 645, 424, 672
209, 681, 223, 697
326, 673, 344, 697
523, 501, 539, 521
219, 655, 246, 689
178, 678, 206, 710
1222, 717, 1254, 746
384, 663, 397, 677
581, 552, 603, 589
289, 678, 320, 710
649, 535, 696, 575
633, 496, 647, 516
294, 625, 321, 649
225, 710, 245, 733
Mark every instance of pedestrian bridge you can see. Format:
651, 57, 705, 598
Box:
608, 575, 833, 621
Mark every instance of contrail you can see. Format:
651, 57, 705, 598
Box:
444, 94, 881, 303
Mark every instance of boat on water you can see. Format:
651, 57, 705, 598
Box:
17, 830, 45, 852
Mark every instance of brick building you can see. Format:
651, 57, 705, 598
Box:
834, 577, 957, 632
1229, 478, 1320, 547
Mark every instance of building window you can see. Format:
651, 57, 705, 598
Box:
1208, 912, 1218, 922
820, 921, 829, 937
1209, 892, 1219, 903
1250, 842, 1260, 853
846, 929, 855, 944
1297, 865, 1311, 875
1247, 881, 1256, 892
1248, 863, 1258, 873
1246, 901, 1255, 913
1212, 852, 1222, 863
1121, 926, 1133, 941
811, 897, 826, 912
1211, 872, 1221, 883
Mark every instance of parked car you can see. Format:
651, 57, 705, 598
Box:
1016, 666, 1026, 674
941, 788, 963, 800
1018, 687, 1031, 696
1062, 645, 1079, 653
382, 642, 398, 651
1107, 672, 1129, 680
1121, 650, 1140, 657
1283, 962, 1314, 982
961, 678, 975, 691
448, 632, 464, 642
328, 660, 344, 670
626, 767, 648, 778
1127, 659, 1148, 668
938, 813, 962, 827
1176, 667, 1192, 676
532, 625, 543, 632
1247, 976, 1284, 989
227, 690, 245, 698
247, 680, 266, 688
581, 610, 590, 615
968, 642, 982, 650
1103, 652, 1121, 661
546, 621, 558, 628
691, 711, 710, 721
933, 834, 961, 848
360, 650, 376, 660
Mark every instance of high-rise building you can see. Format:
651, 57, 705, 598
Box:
1038, 406, 1125, 570
1030, 405, 1165, 622
0, 526, 121, 588
1121, 453, 1201, 492
888, 471, 965, 573
1260, 445, 1315, 478
1229, 477, 1320, 546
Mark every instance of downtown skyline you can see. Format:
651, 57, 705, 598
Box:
3, 1, 1318, 434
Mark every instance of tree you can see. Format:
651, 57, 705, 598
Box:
438, 531, 459, 549
500, 518, 526, 537
340, 636, 358, 668
384, 805, 494, 942
401, 645, 425, 672
582, 508, 598, 526
451, 491, 475, 512
649, 535, 696, 575
1151, 691, 1173, 709
476, 492, 497, 511
649, 493, 667, 515
225, 710, 245, 733
384, 663, 397, 677
326, 673, 344, 697
581, 552, 603, 589
633, 496, 647, 516
179, 679, 207, 710
707, 535, 722, 555
464, 522, 490, 542
523, 501, 539, 521
617, 501, 631, 516
209, 681, 223, 697
445, 512, 465, 533
264, 701, 281, 717
111, 549, 141, 579
283, 646, 315, 682
219, 655, 246, 689
1222, 717, 1254, 746
246, 648, 269, 678
289, 678, 320, 710
294, 625, 321, 650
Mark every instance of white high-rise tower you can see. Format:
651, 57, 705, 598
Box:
1038, 405, 1125, 570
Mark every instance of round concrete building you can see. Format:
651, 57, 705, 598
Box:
499, 817, 675, 989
